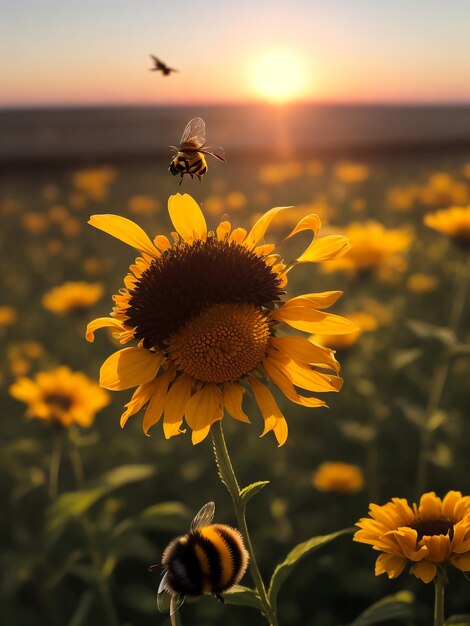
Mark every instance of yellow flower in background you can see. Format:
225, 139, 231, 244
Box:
86, 193, 356, 445
387, 185, 420, 212
10, 366, 109, 428
22, 212, 48, 234
225, 191, 247, 212
42, 281, 104, 314
127, 195, 161, 216
0, 306, 17, 326
72, 166, 116, 202
424, 206, 470, 248
312, 461, 364, 494
419, 172, 468, 207
312, 311, 378, 351
406, 273, 439, 294
333, 162, 370, 184
323, 221, 412, 276
355, 491, 470, 583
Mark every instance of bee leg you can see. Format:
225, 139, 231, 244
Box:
190, 173, 194, 179
214, 593, 225, 604
179, 175, 183, 187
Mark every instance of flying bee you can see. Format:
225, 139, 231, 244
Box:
149, 55, 178, 76
150, 502, 249, 621
169, 117, 226, 185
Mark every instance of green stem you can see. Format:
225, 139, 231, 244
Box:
433, 569, 446, 626
68, 435, 120, 626
211, 420, 279, 626
48, 427, 63, 500
415, 254, 470, 496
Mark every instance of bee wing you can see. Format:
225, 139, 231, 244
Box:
157, 573, 185, 614
180, 117, 206, 150
190, 501, 215, 532
200, 146, 226, 162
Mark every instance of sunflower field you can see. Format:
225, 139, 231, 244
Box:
1, 142, 470, 626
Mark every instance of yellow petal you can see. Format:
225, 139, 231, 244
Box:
244, 206, 290, 248
409, 561, 437, 584
143, 368, 175, 435
229, 227, 247, 244
168, 193, 207, 243
88, 214, 158, 258
273, 305, 359, 335
284, 214, 321, 240
216, 221, 231, 241
270, 336, 339, 372
263, 358, 326, 407
223, 382, 251, 423
270, 352, 342, 392
163, 375, 193, 439
86, 317, 125, 342
375, 553, 407, 579
120, 380, 157, 427
278, 291, 343, 311
185, 384, 223, 444
248, 376, 288, 446
297, 235, 352, 264
100, 348, 163, 391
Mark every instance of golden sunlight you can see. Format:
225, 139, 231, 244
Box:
248, 49, 309, 104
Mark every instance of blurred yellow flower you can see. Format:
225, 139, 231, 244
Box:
86, 193, 355, 445
42, 281, 104, 314
258, 160, 303, 185
323, 221, 412, 276
22, 212, 48, 234
225, 191, 247, 212
127, 195, 160, 215
312, 311, 378, 350
355, 491, 470, 583
203, 195, 225, 217
424, 206, 470, 248
72, 166, 116, 201
333, 162, 370, 184
61, 217, 82, 237
21, 341, 45, 360
387, 185, 420, 212
1, 198, 21, 215
406, 273, 439, 294
0, 306, 17, 326
420, 172, 468, 207
312, 461, 364, 494
46, 239, 64, 256
306, 160, 324, 177
10, 366, 109, 428
48, 205, 69, 223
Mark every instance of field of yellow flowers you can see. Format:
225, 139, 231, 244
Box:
1, 150, 470, 626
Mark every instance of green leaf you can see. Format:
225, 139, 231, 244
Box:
345, 591, 414, 626
223, 585, 263, 610
240, 481, 270, 505
48, 464, 155, 534
391, 348, 423, 370
444, 616, 470, 626
268, 528, 352, 608
68, 590, 95, 626
137, 502, 190, 531
407, 320, 456, 347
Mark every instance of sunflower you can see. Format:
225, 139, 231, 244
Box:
312, 461, 364, 494
10, 366, 109, 428
86, 193, 356, 445
42, 281, 104, 314
354, 491, 470, 583
322, 221, 412, 277
424, 206, 470, 248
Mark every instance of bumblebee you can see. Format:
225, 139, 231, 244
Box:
169, 117, 226, 185
151, 502, 249, 618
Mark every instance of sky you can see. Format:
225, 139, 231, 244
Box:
2, 0, 470, 107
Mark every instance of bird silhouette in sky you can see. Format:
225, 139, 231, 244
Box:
149, 55, 178, 76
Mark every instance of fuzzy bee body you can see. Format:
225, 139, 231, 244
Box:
153, 502, 248, 617
169, 117, 226, 185
169, 151, 208, 182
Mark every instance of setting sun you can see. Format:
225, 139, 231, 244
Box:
248, 49, 310, 104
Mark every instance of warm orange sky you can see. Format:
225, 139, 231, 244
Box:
2, 0, 470, 107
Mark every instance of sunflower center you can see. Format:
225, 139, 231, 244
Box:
167, 302, 270, 383
44, 393, 73, 412
126, 237, 282, 349
409, 517, 455, 541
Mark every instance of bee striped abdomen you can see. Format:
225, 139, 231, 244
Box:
161, 523, 248, 598
169, 152, 208, 180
